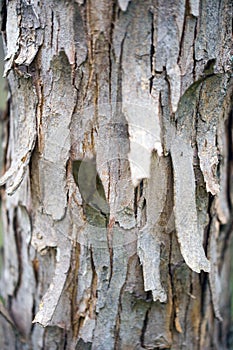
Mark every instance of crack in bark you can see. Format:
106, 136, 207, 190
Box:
226, 108, 233, 213
0, 0, 7, 32
133, 186, 138, 220
164, 68, 173, 119
70, 243, 81, 338
133, 179, 143, 221
168, 234, 176, 341
50, 9, 54, 48
89, 245, 97, 320
113, 278, 125, 350
177, 0, 189, 68
149, 8, 155, 94
192, 13, 198, 81
140, 306, 150, 349
12, 208, 23, 298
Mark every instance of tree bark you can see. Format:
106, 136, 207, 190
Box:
0, 0, 232, 349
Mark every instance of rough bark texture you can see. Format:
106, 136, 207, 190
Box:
0, 0, 232, 349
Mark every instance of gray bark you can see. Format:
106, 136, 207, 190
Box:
0, 0, 232, 349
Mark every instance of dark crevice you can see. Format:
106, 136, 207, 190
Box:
3, 95, 10, 172
116, 30, 127, 103
139, 179, 144, 198
30, 298, 36, 334
134, 186, 138, 220
107, 160, 111, 202
114, 279, 126, 350
164, 68, 174, 119
203, 58, 216, 75
192, 16, 198, 81
140, 308, 150, 348
133, 180, 143, 220
12, 208, 22, 298
107, 227, 113, 289
177, 0, 188, 66
90, 245, 97, 305
70, 243, 81, 338
32, 256, 39, 286
168, 234, 176, 338
109, 1, 116, 102
226, 108, 233, 211
149, 8, 155, 94
50, 9, 54, 48
55, 16, 60, 54
63, 332, 68, 350
158, 90, 167, 154
198, 270, 209, 344
0, 0, 7, 32
149, 76, 154, 94
204, 194, 214, 253
108, 43, 112, 102
72, 52, 78, 89
6, 208, 9, 226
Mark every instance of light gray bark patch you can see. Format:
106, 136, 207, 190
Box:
170, 74, 230, 274
52, 1, 85, 65
0, 74, 37, 195
39, 160, 68, 222
153, 0, 185, 113
118, 292, 150, 349
95, 113, 135, 232
137, 153, 170, 302
178, 16, 196, 93
3, 1, 19, 76
0, 206, 19, 296
143, 302, 173, 348
40, 52, 76, 220
138, 228, 167, 302
4, 1, 43, 76
208, 217, 223, 321
197, 74, 230, 196
14, 2, 43, 66
117, 1, 163, 187
188, 0, 199, 16
171, 134, 210, 273
118, 0, 131, 12
124, 102, 162, 187
194, 1, 232, 78
73, 4, 88, 67
32, 212, 73, 328
195, 1, 220, 61
33, 221, 72, 327
32, 212, 58, 254
92, 240, 128, 350
11, 206, 35, 337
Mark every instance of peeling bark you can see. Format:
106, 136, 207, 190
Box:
0, 1, 232, 349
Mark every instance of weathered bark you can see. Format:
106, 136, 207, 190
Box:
0, 0, 232, 349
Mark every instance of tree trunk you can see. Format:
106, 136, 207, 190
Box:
0, 1, 232, 349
